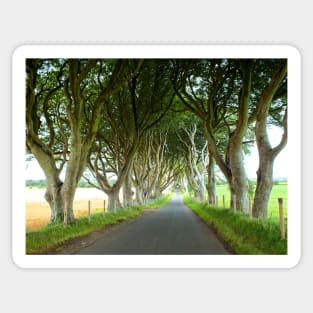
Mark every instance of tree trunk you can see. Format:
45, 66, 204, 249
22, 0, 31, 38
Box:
198, 176, 205, 202
135, 186, 145, 205
194, 189, 201, 201
62, 138, 82, 224
107, 188, 122, 212
153, 186, 162, 199
61, 184, 76, 224
26, 136, 67, 223
228, 146, 249, 213
122, 173, 133, 207
253, 154, 274, 218
206, 155, 216, 204
44, 181, 64, 223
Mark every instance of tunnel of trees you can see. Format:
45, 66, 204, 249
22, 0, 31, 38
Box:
26, 58, 287, 224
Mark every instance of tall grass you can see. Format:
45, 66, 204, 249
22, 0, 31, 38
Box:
26, 193, 172, 254
184, 195, 287, 255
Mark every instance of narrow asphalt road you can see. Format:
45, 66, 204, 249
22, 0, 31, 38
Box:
74, 193, 231, 255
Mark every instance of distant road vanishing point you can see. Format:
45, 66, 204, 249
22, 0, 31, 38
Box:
74, 193, 231, 255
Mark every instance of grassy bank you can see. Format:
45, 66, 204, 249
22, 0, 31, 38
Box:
184, 195, 287, 255
26, 193, 172, 254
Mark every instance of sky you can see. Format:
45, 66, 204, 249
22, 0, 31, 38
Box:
244, 125, 288, 179
25, 126, 288, 181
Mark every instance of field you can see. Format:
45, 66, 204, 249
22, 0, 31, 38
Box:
26, 188, 109, 231
215, 183, 288, 218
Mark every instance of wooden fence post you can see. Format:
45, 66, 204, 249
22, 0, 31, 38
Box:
249, 197, 253, 219
222, 195, 225, 208
278, 198, 285, 240
103, 200, 106, 215
88, 200, 91, 221
64, 210, 68, 227
216, 196, 218, 207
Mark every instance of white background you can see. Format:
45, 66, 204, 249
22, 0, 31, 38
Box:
1, 1, 311, 312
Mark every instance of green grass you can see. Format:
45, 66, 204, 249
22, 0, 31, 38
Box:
26, 193, 172, 254
184, 195, 287, 255
215, 183, 288, 218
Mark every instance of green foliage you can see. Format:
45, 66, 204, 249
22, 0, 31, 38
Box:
26, 179, 46, 188
26, 193, 172, 254
26, 179, 95, 188
183, 195, 287, 255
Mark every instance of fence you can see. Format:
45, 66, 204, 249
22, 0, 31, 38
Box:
74, 199, 107, 220
209, 194, 287, 240
87, 200, 107, 221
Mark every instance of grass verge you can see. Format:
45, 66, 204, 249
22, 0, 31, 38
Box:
183, 195, 287, 255
26, 193, 172, 254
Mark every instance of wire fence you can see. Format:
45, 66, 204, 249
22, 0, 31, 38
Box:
73, 199, 107, 219
209, 189, 287, 240
214, 184, 288, 218
210, 193, 288, 219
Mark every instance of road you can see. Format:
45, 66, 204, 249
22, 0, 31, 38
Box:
74, 193, 231, 255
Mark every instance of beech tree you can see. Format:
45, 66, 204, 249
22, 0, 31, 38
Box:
173, 59, 254, 212
132, 126, 182, 203
85, 76, 142, 212
132, 130, 166, 203
177, 123, 207, 201
26, 59, 131, 223
252, 60, 287, 218
86, 60, 175, 211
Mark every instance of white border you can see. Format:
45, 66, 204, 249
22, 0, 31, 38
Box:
12, 45, 301, 269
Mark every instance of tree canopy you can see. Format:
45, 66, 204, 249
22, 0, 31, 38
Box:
26, 58, 287, 222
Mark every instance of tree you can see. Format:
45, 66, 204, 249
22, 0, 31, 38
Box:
86, 59, 175, 211
132, 126, 180, 202
173, 59, 254, 212
26, 59, 131, 224
252, 60, 287, 218
177, 122, 207, 201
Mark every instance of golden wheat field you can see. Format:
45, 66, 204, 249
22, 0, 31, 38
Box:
26, 188, 109, 231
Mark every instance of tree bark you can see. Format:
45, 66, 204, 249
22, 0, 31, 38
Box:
62, 132, 82, 223
107, 188, 122, 212
228, 145, 249, 213
253, 152, 275, 218
135, 186, 146, 205
44, 181, 64, 222
122, 172, 133, 207
153, 186, 162, 198
206, 154, 216, 204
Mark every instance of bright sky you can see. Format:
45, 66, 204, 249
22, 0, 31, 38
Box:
244, 125, 288, 179
25, 126, 288, 180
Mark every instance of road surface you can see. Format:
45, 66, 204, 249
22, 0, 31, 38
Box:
74, 193, 231, 255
